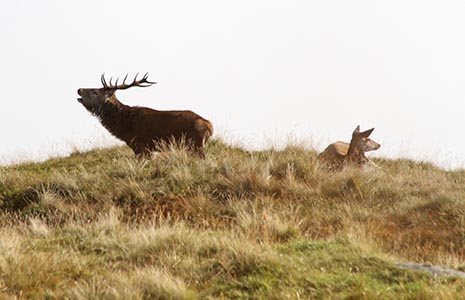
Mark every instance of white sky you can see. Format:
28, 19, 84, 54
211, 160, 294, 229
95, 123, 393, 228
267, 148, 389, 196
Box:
1, 0, 464, 169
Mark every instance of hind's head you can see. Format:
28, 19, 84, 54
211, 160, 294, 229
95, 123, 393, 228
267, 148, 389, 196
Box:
351, 125, 381, 152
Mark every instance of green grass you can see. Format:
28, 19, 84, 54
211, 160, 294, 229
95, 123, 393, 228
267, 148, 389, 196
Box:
1, 139, 465, 299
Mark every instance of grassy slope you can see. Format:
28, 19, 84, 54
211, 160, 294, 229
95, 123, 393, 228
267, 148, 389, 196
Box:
1, 139, 465, 299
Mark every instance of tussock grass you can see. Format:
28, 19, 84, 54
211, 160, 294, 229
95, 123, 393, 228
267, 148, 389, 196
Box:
1, 139, 465, 299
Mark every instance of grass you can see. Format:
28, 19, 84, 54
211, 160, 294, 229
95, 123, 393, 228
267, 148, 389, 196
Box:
1, 139, 465, 299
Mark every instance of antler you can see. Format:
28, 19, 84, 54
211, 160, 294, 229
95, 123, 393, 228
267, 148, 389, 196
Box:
101, 73, 156, 90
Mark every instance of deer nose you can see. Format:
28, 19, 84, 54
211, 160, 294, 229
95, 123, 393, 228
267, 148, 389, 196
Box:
77, 89, 82, 96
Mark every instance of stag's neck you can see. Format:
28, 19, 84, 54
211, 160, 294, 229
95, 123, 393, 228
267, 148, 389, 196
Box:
95, 96, 133, 141
105, 94, 126, 108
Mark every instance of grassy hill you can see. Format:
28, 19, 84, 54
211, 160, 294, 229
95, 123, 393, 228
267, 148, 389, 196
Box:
1, 139, 465, 299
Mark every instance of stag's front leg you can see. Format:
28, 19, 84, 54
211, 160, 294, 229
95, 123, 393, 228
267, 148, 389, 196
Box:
195, 148, 206, 159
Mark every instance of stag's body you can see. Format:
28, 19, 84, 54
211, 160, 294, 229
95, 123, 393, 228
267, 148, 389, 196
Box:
319, 126, 380, 170
78, 74, 213, 157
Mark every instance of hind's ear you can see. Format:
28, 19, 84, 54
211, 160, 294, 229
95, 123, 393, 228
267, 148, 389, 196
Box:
361, 128, 375, 137
353, 125, 360, 135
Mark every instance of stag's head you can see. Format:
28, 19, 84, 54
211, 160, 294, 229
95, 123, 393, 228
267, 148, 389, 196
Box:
351, 125, 381, 152
77, 73, 156, 112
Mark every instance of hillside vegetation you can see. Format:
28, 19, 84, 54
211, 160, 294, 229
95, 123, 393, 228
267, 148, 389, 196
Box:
1, 139, 465, 299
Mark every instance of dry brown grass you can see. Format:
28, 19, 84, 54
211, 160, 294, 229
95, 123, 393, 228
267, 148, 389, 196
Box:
1, 140, 465, 299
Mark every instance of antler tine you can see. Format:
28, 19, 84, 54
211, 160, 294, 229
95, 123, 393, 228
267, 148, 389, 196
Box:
141, 72, 153, 86
137, 73, 148, 87
132, 72, 152, 87
103, 72, 156, 90
101, 74, 108, 89
140, 72, 156, 86
133, 72, 140, 86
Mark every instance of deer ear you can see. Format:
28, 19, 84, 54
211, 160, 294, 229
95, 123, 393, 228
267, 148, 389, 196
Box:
361, 128, 375, 137
353, 125, 360, 135
104, 90, 114, 101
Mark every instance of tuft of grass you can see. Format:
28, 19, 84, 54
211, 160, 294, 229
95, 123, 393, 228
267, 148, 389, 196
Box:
1, 138, 465, 299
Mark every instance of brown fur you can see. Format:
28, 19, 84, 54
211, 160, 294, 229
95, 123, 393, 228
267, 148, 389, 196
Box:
77, 78, 213, 158
318, 141, 350, 169
319, 126, 380, 170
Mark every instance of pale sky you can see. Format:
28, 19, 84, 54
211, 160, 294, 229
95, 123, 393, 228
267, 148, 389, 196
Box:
1, 0, 464, 169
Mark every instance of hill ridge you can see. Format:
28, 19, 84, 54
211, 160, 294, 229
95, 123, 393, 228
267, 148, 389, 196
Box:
1, 140, 465, 299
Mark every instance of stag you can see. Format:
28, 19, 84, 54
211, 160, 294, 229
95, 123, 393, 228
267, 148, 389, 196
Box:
77, 73, 213, 158
319, 125, 380, 170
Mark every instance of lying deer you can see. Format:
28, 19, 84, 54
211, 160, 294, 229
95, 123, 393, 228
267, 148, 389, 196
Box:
77, 73, 213, 158
319, 125, 380, 169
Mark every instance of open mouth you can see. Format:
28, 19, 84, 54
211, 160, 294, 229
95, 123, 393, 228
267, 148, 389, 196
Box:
77, 89, 83, 102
